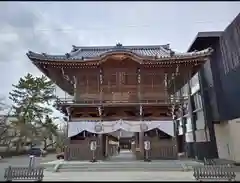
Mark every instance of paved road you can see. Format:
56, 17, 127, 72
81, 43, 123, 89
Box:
0, 153, 56, 181
108, 150, 136, 162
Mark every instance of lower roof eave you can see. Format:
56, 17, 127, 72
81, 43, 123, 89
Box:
29, 54, 211, 67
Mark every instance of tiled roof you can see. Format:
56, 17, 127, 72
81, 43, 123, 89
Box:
69, 44, 171, 59
27, 43, 212, 62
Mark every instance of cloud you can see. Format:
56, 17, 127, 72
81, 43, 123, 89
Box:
0, 1, 239, 105
0, 3, 80, 99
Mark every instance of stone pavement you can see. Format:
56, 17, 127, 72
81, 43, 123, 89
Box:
41, 151, 240, 181
43, 171, 197, 181
43, 171, 240, 181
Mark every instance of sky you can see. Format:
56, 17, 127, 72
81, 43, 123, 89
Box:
0, 1, 239, 120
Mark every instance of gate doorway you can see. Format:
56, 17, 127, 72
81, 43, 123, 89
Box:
67, 121, 178, 161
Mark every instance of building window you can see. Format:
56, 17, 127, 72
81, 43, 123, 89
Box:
190, 73, 200, 95
103, 73, 117, 85
141, 73, 153, 85
178, 121, 183, 135
192, 92, 202, 111
190, 73, 199, 88
123, 73, 137, 85
182, 102, 189, 116
181, 84, 189, 97
186, 117, 192, 132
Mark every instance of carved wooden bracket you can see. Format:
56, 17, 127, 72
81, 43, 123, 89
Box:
61, 68, 70, 81
98, 106, 102, 116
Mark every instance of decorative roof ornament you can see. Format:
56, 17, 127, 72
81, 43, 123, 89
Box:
116, 43, 123, 47
65, 53, 70, 58
112, 42, 126, 51
71, 45, 78, 52
170, 50, 175, 57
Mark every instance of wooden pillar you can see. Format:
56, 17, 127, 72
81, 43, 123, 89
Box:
73, 76, 77, 101
99, 68, 103, 103
105, 135, 108, 156
137, 68, 141, 150
97, 106, 105, 159
139, 132, 144, 153
139, 105, 144, 153
65, 107, 71, 161
138, 68, 144, 155
99, 68, 106, 158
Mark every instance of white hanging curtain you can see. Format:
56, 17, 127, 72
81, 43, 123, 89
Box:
68, 120, 174, 137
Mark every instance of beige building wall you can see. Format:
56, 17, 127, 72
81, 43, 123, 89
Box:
214, 118, 240, 162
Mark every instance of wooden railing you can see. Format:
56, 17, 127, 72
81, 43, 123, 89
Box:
57, 98, 173, 105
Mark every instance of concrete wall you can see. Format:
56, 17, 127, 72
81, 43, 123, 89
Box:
214, 118, 240, 161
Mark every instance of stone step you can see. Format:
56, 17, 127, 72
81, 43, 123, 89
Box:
44, 162, 194, 172
58, 167, 184, 172
42, 159, 200, 173
44, 165, 186, 169
58, 163, 183, 167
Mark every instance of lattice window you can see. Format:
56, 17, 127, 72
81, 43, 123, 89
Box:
79, 75, 87, 86
122, 73, 137, 85
152, 74, 163, 85
103, 73, 117, 85
141, 73, 153, 85
88, 74, 99, 91
192, 92, 202, 111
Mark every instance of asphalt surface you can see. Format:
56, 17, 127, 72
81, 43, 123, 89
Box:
0, 153, 56, 181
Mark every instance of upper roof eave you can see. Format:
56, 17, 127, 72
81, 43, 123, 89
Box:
27, 47, 213, 64
72, 44, 171, 50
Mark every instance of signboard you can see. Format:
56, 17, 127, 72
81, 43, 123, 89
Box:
144, 140, 151, 150
90, 141, 97, 151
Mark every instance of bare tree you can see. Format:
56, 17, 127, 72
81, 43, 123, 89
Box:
0, 97, 14, 150
55, 120, 67, 152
